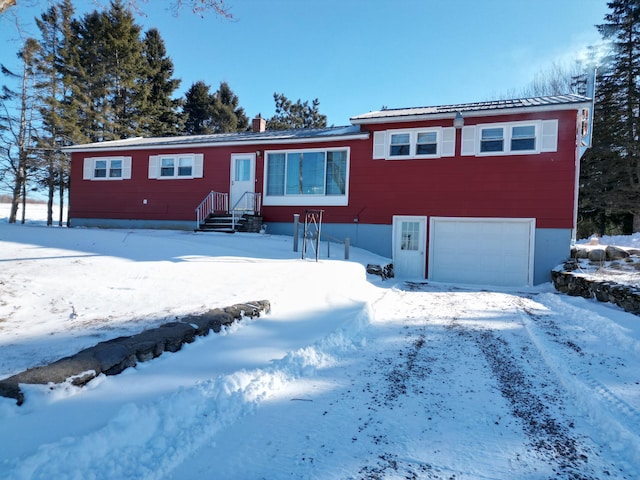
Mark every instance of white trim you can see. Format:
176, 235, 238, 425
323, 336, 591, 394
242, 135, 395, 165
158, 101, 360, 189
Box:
230, 153, 256, 208
64, 133, 370, 153
350, 102, 591, 125
441, 127, 456, 157
372, 131, 386, 159
461, 120, 558, 156
262, 146, 350, 207
375, 127, 449, 160
461, 126, 476, 156
150, 153, 202, 179
540, 119, 559, 152
392, 215, 427, 278
82, 156, 131, 181
428, 216, 535, 287
148, 155, 159, 179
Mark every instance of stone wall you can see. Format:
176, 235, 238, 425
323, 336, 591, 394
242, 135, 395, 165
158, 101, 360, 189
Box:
0, 300, 270, 406
551, 266, 640, 316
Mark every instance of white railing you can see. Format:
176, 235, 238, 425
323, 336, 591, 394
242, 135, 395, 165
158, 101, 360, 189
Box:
195, 191, 228, 229
230, 192, 262, 230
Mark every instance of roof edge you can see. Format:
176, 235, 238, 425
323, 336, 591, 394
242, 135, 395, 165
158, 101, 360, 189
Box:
350, 95, 592, 125
62, 131, 370, 153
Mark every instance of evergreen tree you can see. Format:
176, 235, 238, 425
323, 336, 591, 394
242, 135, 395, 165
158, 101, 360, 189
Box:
69, 0, 145, 141
33, 0, 75, 226
266, 93, 327, 130
587, 0, 640, 232
210, 81, 248, 133
183, 80, 214, 134
140, 28, 183, 137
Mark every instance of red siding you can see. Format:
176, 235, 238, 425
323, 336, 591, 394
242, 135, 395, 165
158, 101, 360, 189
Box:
70, 109, 579, 230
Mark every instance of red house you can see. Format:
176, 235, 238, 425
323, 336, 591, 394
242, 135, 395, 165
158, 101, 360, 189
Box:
65, 94, 593, 287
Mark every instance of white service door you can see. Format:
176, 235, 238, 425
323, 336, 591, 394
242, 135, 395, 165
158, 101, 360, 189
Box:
428, 217, 534, 287
230, 154, 255, 210
392, 216, 427, 278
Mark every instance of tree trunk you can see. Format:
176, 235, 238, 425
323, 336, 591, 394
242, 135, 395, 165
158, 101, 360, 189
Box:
58, 176, 65, 227
633, 212, 640, 233
8, 179, 20, 224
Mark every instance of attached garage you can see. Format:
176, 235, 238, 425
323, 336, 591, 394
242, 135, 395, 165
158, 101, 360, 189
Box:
428, 217, 535, 287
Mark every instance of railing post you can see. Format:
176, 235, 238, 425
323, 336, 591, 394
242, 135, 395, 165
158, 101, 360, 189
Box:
293, 214, 300, 252
345, 237, 350, 260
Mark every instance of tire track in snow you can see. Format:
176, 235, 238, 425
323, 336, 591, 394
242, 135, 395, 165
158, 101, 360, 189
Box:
516, 298, 640, 478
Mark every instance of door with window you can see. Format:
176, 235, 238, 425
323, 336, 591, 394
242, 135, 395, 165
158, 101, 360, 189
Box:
392, 216, 427, 278
230, 154, 256, 211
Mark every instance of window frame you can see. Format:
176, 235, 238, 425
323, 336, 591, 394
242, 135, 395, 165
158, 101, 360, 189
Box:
148, 153, 203, 180
263, 147, 350, 207
386, 128, 442, 160
158, 154, 194, 178
83, 156, 131, 181
476, 121, 541, 156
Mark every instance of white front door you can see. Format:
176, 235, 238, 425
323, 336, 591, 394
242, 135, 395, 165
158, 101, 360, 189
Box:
392, 216, 427, 278
230, 154, 255, 210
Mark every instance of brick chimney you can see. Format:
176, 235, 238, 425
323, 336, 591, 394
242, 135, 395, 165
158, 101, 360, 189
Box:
252, 115, 266, 133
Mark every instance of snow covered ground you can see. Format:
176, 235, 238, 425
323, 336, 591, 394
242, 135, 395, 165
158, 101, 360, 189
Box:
1, 203, 639, 479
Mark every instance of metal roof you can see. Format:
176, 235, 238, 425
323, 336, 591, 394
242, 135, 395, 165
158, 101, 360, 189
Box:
63, 125, 368, 152
350, 94, 592, 123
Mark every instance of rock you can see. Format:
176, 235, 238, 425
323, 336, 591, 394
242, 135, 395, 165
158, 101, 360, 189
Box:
157, 322, 197, 352
574, 248, 588, 259
0, 300, 271, 405
606, 245, 630, 260
587, 248, 606, 262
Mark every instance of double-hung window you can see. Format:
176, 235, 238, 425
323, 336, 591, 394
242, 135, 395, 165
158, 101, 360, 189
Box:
373, 127, 454, 159
416, 132, 438, 155
467, 121, 549, 156
510, 125, 536, 151
83, 157, 131, 180
160, 156, 193, 177
264, 148, 349, 206
148, 153, 203, 179
390, 133, 411, 157
480, 127, 504, 153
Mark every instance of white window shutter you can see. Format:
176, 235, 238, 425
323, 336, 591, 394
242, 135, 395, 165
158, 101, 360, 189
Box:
461, 126, 476, 156
122, 157, 132, 179
148, 155, 159, 179
541, 119, 558, 152
83, 158, 93, 180
441, 127, 456, 157
193, 153, 204, 178
373, 131, 386, 159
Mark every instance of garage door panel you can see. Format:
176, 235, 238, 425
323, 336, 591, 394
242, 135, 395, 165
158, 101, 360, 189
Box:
429, 218, 534, 287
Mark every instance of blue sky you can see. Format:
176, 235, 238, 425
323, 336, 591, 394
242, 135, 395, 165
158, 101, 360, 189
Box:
1, 0, 608, 127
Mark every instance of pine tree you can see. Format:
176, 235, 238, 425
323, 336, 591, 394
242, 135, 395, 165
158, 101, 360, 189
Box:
183, 80, 214, 134
33, 0, 75, 226
266, 93, 327, 130
210, 81, 248, 133
140, 28, 183, 137
590, 0, 640, 232
69, 0, 145, 141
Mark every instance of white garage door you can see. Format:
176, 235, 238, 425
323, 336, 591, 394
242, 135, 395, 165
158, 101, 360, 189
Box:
428, 217, 535, 287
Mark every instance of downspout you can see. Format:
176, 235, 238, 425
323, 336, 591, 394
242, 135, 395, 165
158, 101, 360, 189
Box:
573, 69, 597, 243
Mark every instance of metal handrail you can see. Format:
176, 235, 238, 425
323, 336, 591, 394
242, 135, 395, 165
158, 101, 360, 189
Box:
195, 191, 228, 229
230, 192, 262, 229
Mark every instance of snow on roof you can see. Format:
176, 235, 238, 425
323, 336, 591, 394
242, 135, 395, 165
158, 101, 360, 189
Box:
350, 94, 592, 123
63, 125, 368, 152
